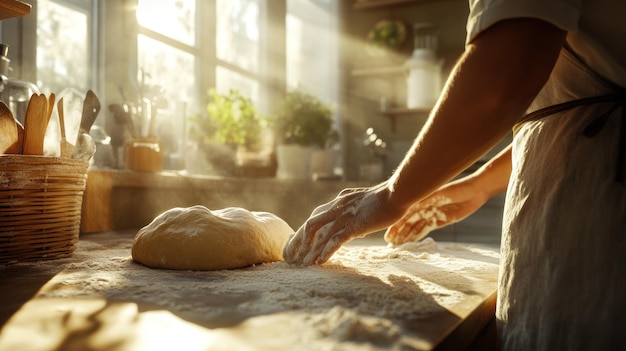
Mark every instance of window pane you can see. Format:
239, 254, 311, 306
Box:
216, 66, 260, 106
286, 0, 338, 104
137, 34, 195, 136
137, 0, 195, 46
37, 0, 89, 93
216, 0, 260, 73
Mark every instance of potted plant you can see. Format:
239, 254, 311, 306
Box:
273, 89, 339, 179
188, 89, 266, 176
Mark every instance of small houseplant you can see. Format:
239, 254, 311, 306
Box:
188, 89, 266, 176
274, 89, 338, 148
274, 89, 339, 178
206, 88, 264, 149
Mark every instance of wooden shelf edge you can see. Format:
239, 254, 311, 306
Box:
351, 65, 406, 77
381, 107, 431, 132
354, 0, 423, 10
381, 107, 431, 117
351, 49, 463, 78
353, 0, 459, 10
0, 0, 31, 20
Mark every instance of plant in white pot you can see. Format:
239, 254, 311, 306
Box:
188, 88, 266, 176
273, 89, 339, 179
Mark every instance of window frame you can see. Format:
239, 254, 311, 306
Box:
135, 0, 286, 118
0, 0, 99, 93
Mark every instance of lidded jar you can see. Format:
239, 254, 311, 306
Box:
405, 23, 443, 109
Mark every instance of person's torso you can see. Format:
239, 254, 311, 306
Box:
466, 0, 626, 88
568, 0, 626, 88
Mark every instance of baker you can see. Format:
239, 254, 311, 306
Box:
283, 0, 626, 349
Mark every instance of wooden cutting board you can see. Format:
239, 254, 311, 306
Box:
0, 232, 500, 350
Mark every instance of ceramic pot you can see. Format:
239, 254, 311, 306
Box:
276, 144, 313, 179
310, 149, 337, 177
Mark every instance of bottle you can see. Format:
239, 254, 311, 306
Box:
0, 43, 41, 124
405, 23, 442, 109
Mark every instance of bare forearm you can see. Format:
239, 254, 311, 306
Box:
473, 144, 512, 198
283, 19, 565, 266
386, 19, 565, 211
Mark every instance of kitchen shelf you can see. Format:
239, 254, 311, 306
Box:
382, 107, 430, 116
354, 0, 438, 10
351, 49, 461, 78
351, 65, 406, 77
0, 0, 30, 20
381, 107, 430, 131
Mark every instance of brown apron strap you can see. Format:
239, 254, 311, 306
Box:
517, 94, 624, 125
514, 92, 626, 182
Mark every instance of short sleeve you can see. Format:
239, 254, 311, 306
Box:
466, 0, 582, 45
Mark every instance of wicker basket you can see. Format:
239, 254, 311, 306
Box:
0, 155, 89, 264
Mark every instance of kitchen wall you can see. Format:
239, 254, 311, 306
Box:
2, 0, 504, 244
338, 0, 510, 183
339, 0, 470, 181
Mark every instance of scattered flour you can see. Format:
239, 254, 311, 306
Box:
384, 196, 453, 246
9, 232, 499, 350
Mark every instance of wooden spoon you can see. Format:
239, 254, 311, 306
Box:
47, 93, 55, 124
0, 101, 19, 154
22, 94, 50, 155
57, 98, 73, 157
15, 119, 24, 154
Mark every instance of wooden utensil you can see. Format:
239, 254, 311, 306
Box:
68, 90, 100, 162
15, 118, 24, 154
47, 93, 55, 123
22, 94, 49, 155
78, 90, 101, 138
0, 101, 19, 154
57, 98, 73, 157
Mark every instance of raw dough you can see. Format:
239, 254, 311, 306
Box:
131, 206, 294, 270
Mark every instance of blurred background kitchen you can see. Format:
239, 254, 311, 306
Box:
0, 0, 507, 243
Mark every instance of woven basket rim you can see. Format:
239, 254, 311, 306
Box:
0, 154, 89, 165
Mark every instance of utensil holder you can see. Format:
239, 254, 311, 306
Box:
0, 155, 89, 264
124, 138, 162, 172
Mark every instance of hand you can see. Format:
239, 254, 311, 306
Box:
384, 176, 488, 246
283, 183, 402, 266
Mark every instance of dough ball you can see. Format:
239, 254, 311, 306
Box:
131, 206, 294, 270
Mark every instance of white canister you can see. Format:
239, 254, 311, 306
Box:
405, 48, 442, 109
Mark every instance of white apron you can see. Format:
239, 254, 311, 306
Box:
497, 45, 626, 350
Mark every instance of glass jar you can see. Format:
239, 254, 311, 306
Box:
404, 23, 443, 109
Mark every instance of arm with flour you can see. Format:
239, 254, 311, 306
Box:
283, 18, 566, 266
384, 144, 511, 246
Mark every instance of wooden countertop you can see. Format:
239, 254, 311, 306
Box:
0, 231, 499, 350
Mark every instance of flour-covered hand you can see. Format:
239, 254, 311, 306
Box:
384, 176, 488, 246
283, 183, 400, 266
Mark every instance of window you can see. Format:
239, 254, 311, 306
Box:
286, 0, 339, 107
135, 0, 339, 119
134, 0, 340, 170
136, 0, 195, 46
136, 0, 270, 156
136, 0, 196, 112
136, 0, 196, 145
37, 0, 97, 94
1, 0, 341, 171
215, 0, 262, 105
135, 0, 265, 128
